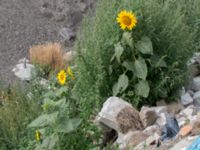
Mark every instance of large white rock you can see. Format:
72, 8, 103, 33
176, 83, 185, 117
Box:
96, 96, 135, 131
181, 92, 193, 106
96, 97, 144, 149
12, 59, 35, 81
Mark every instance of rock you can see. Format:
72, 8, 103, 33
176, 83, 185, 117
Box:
40, 7, 53, 18
145, 133, 160, 145
177, 117, 187, 128
134, 133, 160, 150
180, 105, 194, 119
193, 91, 200, 100
179, 125, 193, 137
78, 2, 87, 12
12, 60, 35, 81
193, 91, 200, 110
18, 58, 30, 64
188, 90, 194, 97
96, 97, 143, 133
59, 28, 75, 41
117, 107, 144, 134
54, 12, 65, 22
143, 125, 161, 136
63, 51, 76, 63
191, 121, 200, 136
191, 113, 200, 136
181, 92, 193, 106
117, 131, 148, 150
188, 63, 200, 77
152, 106, 168, 115
139, 106, 158, 127
191, 77, 200, 92
156, 113, 167, 127
167, 101, 183, 115
156, 99, 167, 106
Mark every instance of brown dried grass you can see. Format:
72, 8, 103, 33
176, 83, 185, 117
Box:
29, 42, 64, 70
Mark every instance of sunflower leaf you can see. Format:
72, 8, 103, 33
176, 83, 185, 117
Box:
136, 36, 153, 55
134, 58, 148, 80
114, 42, 124, 63
112, 74, 129, 96
135, 80, 150, 98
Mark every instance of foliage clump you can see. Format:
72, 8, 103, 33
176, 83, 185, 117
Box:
73, 0, 200, 111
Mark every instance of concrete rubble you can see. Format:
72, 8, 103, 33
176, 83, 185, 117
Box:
96, 95, 200, 149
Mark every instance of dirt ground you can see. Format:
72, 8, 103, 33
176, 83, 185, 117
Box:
0, 0, 94, 85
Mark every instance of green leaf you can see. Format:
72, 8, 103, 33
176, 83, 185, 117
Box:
136, 36, 153, 55
112, 74, 129, 96
122, 61, 134, 72
112, 83, 119, 96
108, 65, 113, 75
55, 118, 81, 133
122, 32, 133, 48
114, 42, 124, 63
56, 86, 68, 97
53, 98, 66, 107
135, 80, 150, 98
28, 112, 58, 128
41, 133, 59, 149
150, 55, 167, 68
134, 58, 148, 80
44, 91, 56, 99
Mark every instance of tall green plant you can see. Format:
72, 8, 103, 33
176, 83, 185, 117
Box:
73, 0, 198, 110
0, 84, 42, 150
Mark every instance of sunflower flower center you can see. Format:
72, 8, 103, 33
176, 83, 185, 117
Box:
60, 74, 65, 80
122, 16, 132, 26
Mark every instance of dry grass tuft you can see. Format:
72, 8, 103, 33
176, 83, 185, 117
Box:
29, 42, 64, 70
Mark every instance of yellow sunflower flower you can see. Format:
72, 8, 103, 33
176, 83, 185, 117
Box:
67, 66, 75, 80
117, 10, 137, 30
35, 130, 41, 141
57, 70, 67, 85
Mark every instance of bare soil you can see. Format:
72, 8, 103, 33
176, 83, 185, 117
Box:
0, 0, 94, 85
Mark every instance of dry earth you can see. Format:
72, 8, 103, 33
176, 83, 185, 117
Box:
0, 0, 94, 85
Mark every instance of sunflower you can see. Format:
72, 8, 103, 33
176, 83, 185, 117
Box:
117, 10, 137, 30
35, 130, 41, 141
57, 70, 67, 85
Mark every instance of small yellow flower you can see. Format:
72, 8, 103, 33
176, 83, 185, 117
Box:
35, 130, 41, 141
67, 66, 75, 80
117, 10, 137, 30
57, 70, 67, 85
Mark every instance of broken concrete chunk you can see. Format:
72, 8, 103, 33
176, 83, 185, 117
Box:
96, 97, 143, 133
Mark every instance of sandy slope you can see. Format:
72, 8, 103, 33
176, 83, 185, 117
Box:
0, 0, 94, 84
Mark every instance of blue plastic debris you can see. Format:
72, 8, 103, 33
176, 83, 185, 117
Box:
187, 136, 200, 150
160, 113, 180, 141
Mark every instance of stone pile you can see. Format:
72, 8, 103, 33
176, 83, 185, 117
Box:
96, 96, 200, 150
